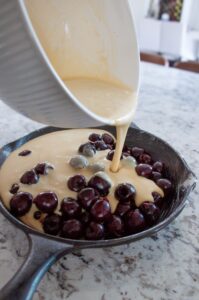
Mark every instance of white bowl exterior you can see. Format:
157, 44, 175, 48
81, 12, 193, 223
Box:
0, 0, 140, 128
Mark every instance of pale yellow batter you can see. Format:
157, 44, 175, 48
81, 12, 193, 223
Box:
0, 129, 164, 232
64, 79, 137, 122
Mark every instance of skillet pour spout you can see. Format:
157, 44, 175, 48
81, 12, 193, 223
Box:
0, 125, 196, 300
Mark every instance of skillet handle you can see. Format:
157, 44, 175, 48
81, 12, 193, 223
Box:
0, 233, 74, 300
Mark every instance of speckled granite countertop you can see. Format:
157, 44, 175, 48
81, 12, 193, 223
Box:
0, 63, 198, 300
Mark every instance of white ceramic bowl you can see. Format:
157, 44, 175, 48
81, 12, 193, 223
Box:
0, 0, 140, 128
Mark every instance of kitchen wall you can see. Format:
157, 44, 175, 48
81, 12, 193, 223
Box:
189, 0, 199, 29
130, 0, 199, 59
129, 0, 149, 37
130, 0, 199, 33
130, 0, 150, 35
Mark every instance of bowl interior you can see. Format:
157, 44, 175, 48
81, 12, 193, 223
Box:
0, 126, 196, 248
23, 0, 139, 88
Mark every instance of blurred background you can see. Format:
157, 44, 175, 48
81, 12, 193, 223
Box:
130, 0, 199, 72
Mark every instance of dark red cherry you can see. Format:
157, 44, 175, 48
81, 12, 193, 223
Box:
102, 197, 109, 203
153, 161, 163, 173
156, 178, 172, 193
122, 152, 131, 158
151, 171, 162, 181
88, 175, 111, 196
78, 142, 96, 157
139, 153, 152, 164
140, 201, 160, 224
85, 222, 104, 240
102, 133, 114, 145
131, 147, 144, 158
125, 209, 146, 233
18, 150, 31, 156
61, 219, 83, 239
34, 192, 58, 213
115, 203, 131, 217
106, 150, 115, 161
80, 211, 90, 226
152, 192, 163, 207
107, 215, 124, 237
111, 143, 116, 150
77, 187, 99, 210
33, 211, 42, 220
135, 164, 152, 178
67, 175, 87, 192
123, 145, 131, 153
106, 150, 123, 161
88, 133, 102, 142
115, 183, 136, 203
94, 141, 109, 151
60, 198, 81, 219
43, 214, 62, 235
35, 163, 54, 175
10, 192, 32, 217
9, 183, 20, 194
90, 199, 111, 222
20, 169, 39, 184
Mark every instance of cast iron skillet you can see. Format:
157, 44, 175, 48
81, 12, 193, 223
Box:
0, 125, 196, 300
